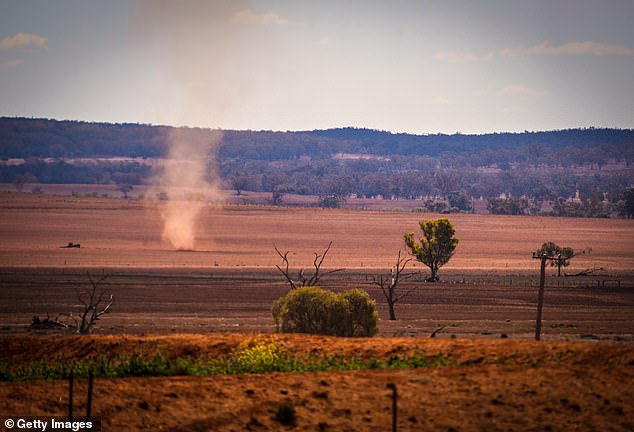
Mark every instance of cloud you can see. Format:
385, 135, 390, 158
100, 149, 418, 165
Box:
316, 36, 332, 46
501, 40, 634, 57
436, 40, 634, 62
501, 106, 524, 114
0, 32, 48, 52
498, 83, 547, 100
4, 58, 24, 68
433, 51, 493, 63
230, 9, 302, 27
430, 96, 452, 106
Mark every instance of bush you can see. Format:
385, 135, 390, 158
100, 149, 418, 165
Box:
229, 340, 289, 373
272, 287, 378, 337
342, 289, 379, 337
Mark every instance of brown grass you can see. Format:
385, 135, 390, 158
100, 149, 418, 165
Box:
0, 334, 633, 431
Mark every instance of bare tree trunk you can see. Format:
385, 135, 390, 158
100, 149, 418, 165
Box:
429, 264, 439, 282
387, 295, 396, 321
373, 251, 413, 321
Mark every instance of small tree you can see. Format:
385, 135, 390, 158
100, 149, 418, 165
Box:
270, 184, 288, 206
624, 187, 634, 219
12, 173, 37, 192
371, 250, 413, 320
535, 241, 587, 276
487, 197, 529, 215
447, 190, 471, 212
117, 183, 133, 199
231, 173, 251, 195
317, 194, 346, 208
404, 218, 459, 282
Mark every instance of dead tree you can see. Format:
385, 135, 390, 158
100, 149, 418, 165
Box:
565, 267, 605, 277
371, 251, 414, 320
65, 273, 114, 334
30, 314, 70, 330
274, 241, 343, 289
430, 324, 449, 338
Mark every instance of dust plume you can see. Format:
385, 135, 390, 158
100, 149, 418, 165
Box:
158, 128, 222, 250
131, 2, 250, 249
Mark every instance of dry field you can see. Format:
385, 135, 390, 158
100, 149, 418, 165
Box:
0, 191, 632, 270
0, 334, 633, 431
0, 191, 632, 339
1, 191, 633, 431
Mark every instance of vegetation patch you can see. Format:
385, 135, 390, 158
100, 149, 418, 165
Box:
0, 339, 452, 381
272, 287, 378, 337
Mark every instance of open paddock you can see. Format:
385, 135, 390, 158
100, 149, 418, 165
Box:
1, 267, 632, 341
1, 192, 633, 430
0, 191, 632, 270
0, 192, 633, 339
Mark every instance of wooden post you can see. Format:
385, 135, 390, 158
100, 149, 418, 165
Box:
86, 371, 94, 421
535, 256, 547, 341
387, 383, 397, 432
68, 370, 73, 421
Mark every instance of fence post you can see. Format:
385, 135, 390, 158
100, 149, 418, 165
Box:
86, 371, 94, 421
68, 371, 73, 421
387, 383, 397, 432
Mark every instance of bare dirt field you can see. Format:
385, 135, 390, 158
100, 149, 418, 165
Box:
0, 191, 632, 270
1, 267, 633, 341
1, 191, 633, 431
0, 191, 633, 339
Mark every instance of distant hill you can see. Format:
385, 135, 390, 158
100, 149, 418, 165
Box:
1, 117, 633, 165
304, 126, 634, 159
1, 117, 633, 218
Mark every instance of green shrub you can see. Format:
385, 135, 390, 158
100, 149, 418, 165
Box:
341, 289, 379, 337
272, 287, 378, 337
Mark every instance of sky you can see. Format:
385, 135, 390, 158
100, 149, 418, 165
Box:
1, 0, 633, 134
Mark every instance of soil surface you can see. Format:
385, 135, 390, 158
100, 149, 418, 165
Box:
1, 192, 633, 430
1, 335, 633, 431
1, 267, 633, 341
1, 191, 632, 270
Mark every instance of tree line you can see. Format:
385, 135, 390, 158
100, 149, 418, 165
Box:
1, 117, 633, 217
2, 117, 633, 164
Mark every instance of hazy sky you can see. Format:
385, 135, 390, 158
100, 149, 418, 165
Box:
1, 0, 633, 134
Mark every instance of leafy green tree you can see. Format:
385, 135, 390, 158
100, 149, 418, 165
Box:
317, 194, 345, 208
404, 218, 459, 282
418, 200, 447, 213
487, 197, 528, 215
535, 241, 576, 277
447, 190, 472, 211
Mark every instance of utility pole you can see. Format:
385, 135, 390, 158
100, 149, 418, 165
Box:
532, 251, 560, 341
